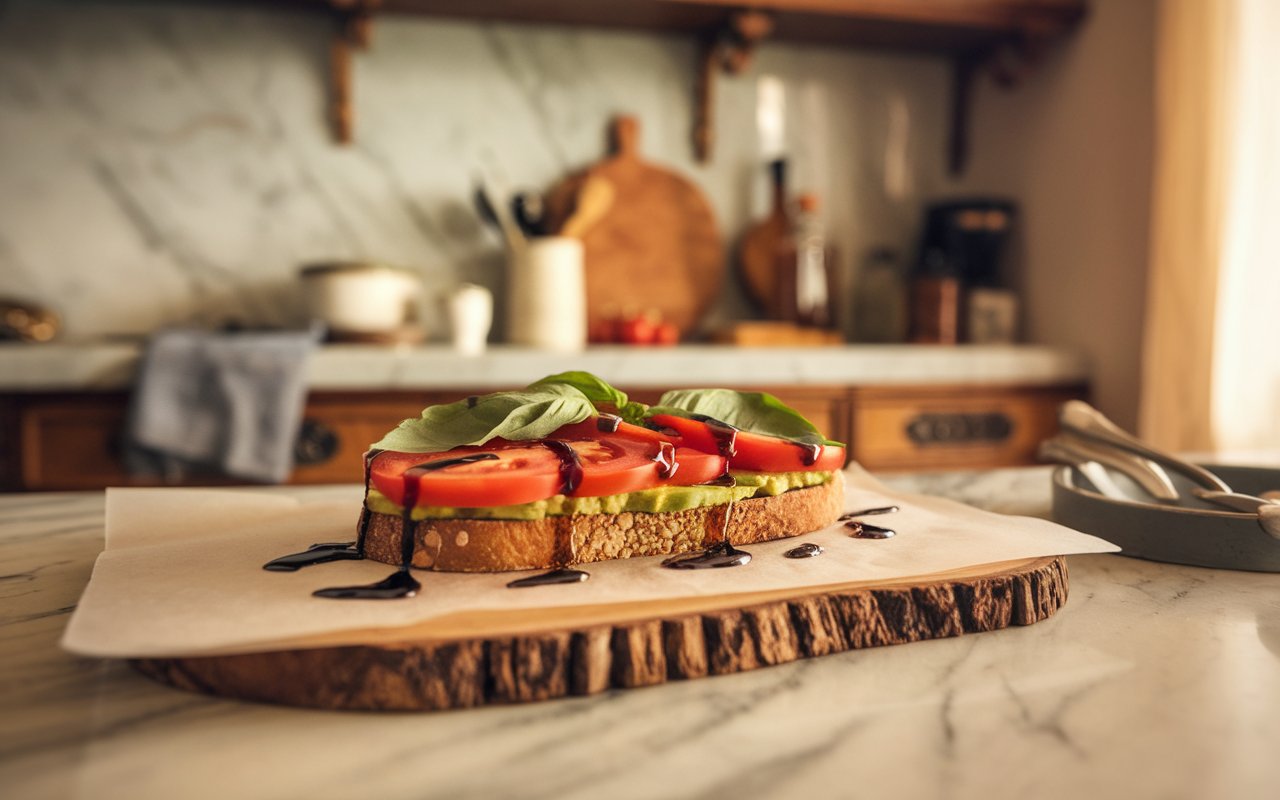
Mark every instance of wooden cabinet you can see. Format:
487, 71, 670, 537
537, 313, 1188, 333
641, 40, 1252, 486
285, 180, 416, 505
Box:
848, 384, 1084, 471
0, 381, 1084, 490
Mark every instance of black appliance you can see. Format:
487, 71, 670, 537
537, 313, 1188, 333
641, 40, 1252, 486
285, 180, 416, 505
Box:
912, 199, 1017, 286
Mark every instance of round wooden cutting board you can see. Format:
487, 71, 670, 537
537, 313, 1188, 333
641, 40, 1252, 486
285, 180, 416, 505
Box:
132, 555, 1068, 712
542, 115, 724, 335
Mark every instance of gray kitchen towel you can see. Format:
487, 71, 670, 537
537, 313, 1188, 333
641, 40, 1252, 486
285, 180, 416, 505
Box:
123, 325, 323, 484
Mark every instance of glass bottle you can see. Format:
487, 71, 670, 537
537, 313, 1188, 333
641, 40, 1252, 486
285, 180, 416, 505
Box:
853, 248, 908, 343
776, 193, 837, 328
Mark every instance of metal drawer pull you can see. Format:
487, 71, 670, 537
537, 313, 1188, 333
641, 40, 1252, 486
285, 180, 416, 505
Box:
905, 412, 1013, 445
294, 419, 341, 465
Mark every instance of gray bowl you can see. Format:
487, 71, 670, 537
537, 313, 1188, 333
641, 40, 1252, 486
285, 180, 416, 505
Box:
1052, 463, 1280, 572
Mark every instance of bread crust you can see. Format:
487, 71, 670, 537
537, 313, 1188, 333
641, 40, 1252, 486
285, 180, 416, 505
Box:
360, 471, 844, 572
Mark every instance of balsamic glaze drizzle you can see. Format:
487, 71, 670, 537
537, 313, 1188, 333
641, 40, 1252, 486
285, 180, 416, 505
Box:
507, 568, 590, 588
845, 522, 896, 539
596, 414, 623, 433
307, 453, 500, 600
540, 439, 584, 495
662, 472, 751, 570
263, 542, 363, 571
840, 506, 900, 519
654, 441, 679, 479
793, 441, 822, 467
784, 543, 824, 559
688, 414, 739, 459
839, 505, 900, 540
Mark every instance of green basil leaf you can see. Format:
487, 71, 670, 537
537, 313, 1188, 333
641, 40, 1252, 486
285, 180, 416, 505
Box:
371, 384, 595, 453
528, 371, 628, 407
527, 371, 649, 425
652, 389, 844, 447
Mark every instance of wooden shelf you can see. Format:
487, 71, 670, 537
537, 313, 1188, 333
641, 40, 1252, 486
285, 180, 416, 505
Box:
282, 0, 1087, 169
316, 0, 1085, 52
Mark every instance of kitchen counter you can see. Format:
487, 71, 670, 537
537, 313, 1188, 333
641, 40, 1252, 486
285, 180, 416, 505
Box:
4, 468, 1278, 800
0, 342, 1088, 391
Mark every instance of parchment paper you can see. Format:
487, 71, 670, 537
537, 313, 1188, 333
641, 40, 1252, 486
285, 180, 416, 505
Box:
61, 466, 1117, 658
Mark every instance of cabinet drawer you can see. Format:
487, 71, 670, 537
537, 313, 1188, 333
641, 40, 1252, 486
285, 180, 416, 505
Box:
18, 396, 134, 490
849, 384, 1086, 471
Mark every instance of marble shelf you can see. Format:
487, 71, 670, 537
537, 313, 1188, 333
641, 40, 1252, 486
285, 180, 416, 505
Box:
0, 342, 1089, 392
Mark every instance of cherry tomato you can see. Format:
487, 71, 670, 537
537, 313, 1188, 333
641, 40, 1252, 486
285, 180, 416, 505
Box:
648, 413, 846, 472
652, 321, 679, 346
618, 315, 656, 345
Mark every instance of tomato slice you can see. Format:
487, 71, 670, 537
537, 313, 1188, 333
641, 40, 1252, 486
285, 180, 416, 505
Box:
549, 417, 678, 446
648, 413, 846, 472
371, 446, 563, 508
370, 433, 728, 508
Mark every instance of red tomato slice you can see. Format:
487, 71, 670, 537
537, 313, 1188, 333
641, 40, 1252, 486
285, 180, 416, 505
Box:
370, 435, 728, 508
648, 413, 846, 472
549, 417, 678, 446
370, 446, 562, 508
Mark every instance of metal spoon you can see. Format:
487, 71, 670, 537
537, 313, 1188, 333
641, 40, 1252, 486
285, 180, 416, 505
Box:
1059, 401, 1231, 492
1059, 400, 1280, 539
1039, 434, 1179, 502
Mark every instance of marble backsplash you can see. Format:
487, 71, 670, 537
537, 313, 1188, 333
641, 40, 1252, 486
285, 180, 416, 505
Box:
0, 1, 959, 340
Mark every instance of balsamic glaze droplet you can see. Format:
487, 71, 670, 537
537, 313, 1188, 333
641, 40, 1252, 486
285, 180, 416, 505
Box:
506, 568, 590, 588
661, 540, 752, 569
654, 441, 679, 479
688, 414, 739, 458
540, 440, 584, 495
312, 453, 500, 600
596, 414, 623, 433
313, 570, 421, 599
784, 542, 824, 559
263, 542, 362, 572
793, 441, 822, 466
839, 506, 899, 519
697, 473, 737, 488
846, 521, 896, 539
465, 395, 480, 408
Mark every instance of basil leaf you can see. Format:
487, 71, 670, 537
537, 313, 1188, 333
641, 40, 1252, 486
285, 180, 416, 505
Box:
371, 385, 595, 453
528, 371, 628, 407
527, 371, 649, 425
652, 389, 843, 446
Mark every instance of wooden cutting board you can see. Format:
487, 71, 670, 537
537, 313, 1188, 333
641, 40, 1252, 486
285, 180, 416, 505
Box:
542, 115, 723, 335
132, 555, 1068, 711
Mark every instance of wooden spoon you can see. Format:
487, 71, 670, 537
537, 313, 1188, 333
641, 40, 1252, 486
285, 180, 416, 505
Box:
560, 174, 615, 239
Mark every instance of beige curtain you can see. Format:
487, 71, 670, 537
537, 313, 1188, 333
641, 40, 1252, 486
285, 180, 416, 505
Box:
1139, 0, 1236, 451
1142, 0, 1280, 453
1211, 0, 1280, 452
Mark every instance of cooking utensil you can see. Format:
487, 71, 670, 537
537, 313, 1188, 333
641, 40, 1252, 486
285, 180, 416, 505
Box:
1058, 400, 1280, 539
559, 174, 614, 239
1038, 439, 1158, 502
1038, 434, 1179, 502
512, 193, 545, 237
541, 115, 723, 336
1059, 400, 1231, 492
1053, 464, 1280, 570
473, 179, 525, 254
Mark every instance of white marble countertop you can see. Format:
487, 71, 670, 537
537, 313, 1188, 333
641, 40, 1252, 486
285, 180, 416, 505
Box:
3, 467, 1278, 799
0, 342, 1089, 392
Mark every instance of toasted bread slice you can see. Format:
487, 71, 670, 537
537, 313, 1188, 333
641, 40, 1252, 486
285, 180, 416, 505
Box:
361, 472, 844, 572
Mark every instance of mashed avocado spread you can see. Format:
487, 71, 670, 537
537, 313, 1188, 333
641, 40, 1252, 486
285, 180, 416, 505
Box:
366, 470, 832, 521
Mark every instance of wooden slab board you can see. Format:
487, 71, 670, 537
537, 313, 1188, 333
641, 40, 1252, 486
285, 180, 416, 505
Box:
542, 115, 724, 335
132, 555, 1068, 712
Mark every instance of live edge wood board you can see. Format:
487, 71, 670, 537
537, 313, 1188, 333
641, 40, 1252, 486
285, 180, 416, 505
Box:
132, 555, 1068, 712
